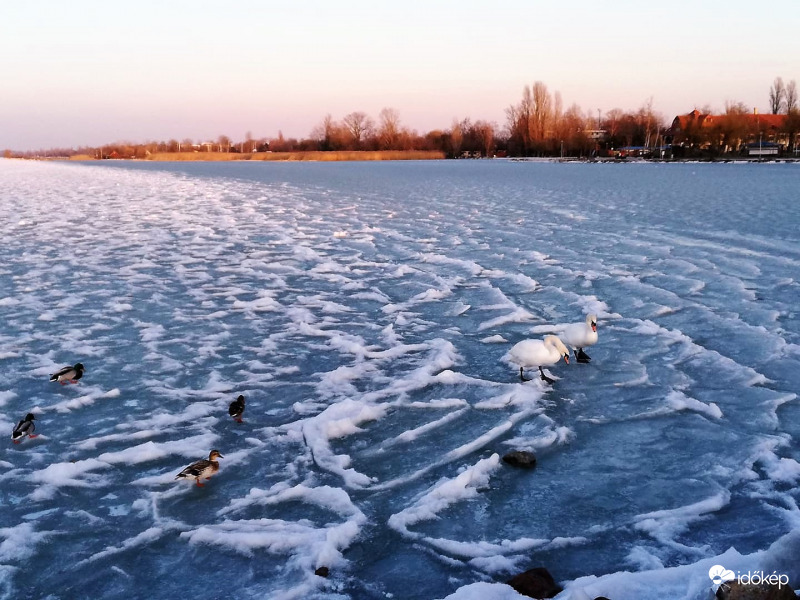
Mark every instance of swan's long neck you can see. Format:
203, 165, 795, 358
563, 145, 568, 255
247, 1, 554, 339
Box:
544, 337, 561, 354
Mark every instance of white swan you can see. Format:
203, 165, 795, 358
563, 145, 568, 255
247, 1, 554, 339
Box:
560, 314, 598, 363
505, 335, 570, 384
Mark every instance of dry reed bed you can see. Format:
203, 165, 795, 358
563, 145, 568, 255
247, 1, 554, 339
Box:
139, 150, 445, 162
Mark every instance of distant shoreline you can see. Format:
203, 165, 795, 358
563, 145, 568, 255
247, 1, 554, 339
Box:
12, 151, 797, 164
65, 150, 446, 162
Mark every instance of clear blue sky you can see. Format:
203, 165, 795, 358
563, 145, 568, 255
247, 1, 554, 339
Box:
2, 0, 799, 150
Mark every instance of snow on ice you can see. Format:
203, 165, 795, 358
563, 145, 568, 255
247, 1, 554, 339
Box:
0, 158, 799, 599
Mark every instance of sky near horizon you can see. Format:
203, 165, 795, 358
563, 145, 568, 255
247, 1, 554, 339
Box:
2, 0, 799, 151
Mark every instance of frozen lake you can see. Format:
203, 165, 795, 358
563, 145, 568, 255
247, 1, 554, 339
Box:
1, 158, 799, 599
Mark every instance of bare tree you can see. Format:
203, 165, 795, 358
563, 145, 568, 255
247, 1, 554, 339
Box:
530, 81, 552, 145
311, 114, 339, 150
563, 103, 588, 154
504, 104, 521, 153
343, 111, 374, 149
785, 80, 797, 113
769, 77, 786, 114
615, 114, 634, 147
638, 97, 662, 147
506, 85, 533, 154
717, 101, 751, 152
551, 91, 566, 148
378, 108, 402, 150
605, 108, 624, 142
448, 118, 466, 157
553, 91, 563, 124
473, 120, 496, 157
784, 109, 800, 152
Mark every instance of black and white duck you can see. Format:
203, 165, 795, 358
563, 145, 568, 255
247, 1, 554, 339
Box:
12, 413, 38, 444
50, 363, 85, 385
228, 395, 246, 423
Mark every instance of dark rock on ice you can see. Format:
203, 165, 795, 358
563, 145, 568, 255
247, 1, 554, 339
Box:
314, 566, 330, 578
716, 580, 797, 599
502, 450, 537, 469
507, 567, 562, 598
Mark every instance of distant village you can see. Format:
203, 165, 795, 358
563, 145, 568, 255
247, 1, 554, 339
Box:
6, 78, 799, 161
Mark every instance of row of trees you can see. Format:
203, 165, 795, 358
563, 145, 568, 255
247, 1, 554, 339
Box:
4, 100, 639, 161
504, 82, 664, 156
6, 77, 798, 160
768, 77, 798, 114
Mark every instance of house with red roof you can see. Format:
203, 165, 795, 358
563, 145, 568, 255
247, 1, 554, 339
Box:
669, 109, 792, 154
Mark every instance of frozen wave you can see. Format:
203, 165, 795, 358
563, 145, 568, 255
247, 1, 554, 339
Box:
1, 159, 798, 599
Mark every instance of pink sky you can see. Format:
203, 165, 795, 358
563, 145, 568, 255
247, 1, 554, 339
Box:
3, 1, 799, 150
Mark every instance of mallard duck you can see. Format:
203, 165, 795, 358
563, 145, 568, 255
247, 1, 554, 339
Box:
175, 450, 223, 487
560, 314, 598, 363
50, 363, 85, 385
228, 395, 245, 423
12, 413, 37, 444
505, 335, 570, 384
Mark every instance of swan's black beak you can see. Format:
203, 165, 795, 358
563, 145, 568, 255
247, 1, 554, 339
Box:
591, 323, 597, 332
563, 354, 570, 364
